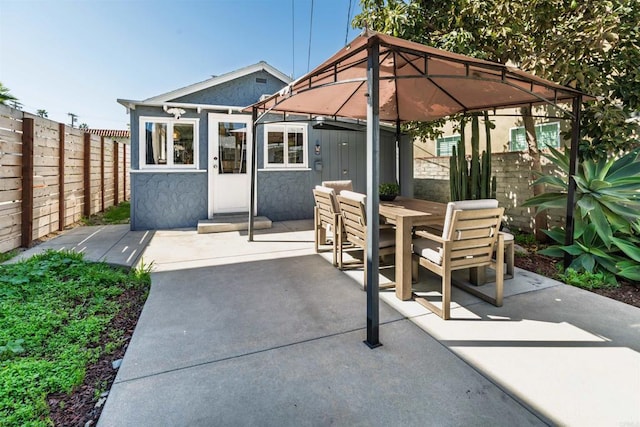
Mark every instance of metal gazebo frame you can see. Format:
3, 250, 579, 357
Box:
246, 30, 590, 348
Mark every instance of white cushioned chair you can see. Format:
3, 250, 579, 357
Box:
321, 180, 353, 195
412, 199, 504, 319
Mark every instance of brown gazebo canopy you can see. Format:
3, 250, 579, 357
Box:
252, 30, 584, 122
247, 30, 589, 347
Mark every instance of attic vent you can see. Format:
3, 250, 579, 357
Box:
256, 77, 267, 84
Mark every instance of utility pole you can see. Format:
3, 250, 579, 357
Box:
68, 113, 78, 128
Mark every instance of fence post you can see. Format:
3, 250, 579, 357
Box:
100, 136, 105, 212
84, 132, 91, 217
58, 123, 65, 231
123, 144, 127, 201
114, 141, 119, 205
21, 117, 35, 248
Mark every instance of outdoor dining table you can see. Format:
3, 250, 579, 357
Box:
378, 197, 447, 301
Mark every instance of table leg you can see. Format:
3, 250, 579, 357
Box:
395, 216, 413, 301
469, 267, 487, 285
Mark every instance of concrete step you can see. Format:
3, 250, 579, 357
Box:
197, 215, 272, 234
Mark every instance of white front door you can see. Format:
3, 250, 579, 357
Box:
208, 113, 253, 216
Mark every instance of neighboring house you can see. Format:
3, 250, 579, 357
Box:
87, 129, 130, 145
118, 61, 398, 230
413, 108, 572, 159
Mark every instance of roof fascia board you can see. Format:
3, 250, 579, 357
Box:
144, 62, 292, 103
116, 99, 248, 114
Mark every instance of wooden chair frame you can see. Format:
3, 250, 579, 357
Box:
337, 194, 395, 290
412, 207, 505, 319
313, 188, 341, 266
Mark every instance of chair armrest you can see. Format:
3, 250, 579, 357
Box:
414, 230, 445, 243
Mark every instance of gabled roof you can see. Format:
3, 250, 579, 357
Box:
145, 61, 292, 103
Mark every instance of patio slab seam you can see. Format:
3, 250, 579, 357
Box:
114, 318, 407, 386
149, 247, 315, 267
96, 230, 136, 266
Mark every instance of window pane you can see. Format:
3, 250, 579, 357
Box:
287, 127, 304, 164
218, 122, 247, 174
510, 127, 527, 151
436, 135, 459, 156
145, 122, 167, 165
536, 123, 559, 149
173, 123, 194, 165
267, 127, 284, 164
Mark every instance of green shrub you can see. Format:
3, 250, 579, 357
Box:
513, 231, 536, 246
523, 146, 640, 282
379, 182, 399, 196
559, 268, 619, 290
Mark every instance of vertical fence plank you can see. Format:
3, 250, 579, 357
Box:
123, 144, 127, 201
101, 136, 105, 211
83, 132, 91, 217
21, 118, 34, 248
58, 123, 65, 230
114, 141, 119, 205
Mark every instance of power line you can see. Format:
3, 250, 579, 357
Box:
345, 0, 353, 46
307, 0, 314, 73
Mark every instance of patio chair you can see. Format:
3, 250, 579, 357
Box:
312, 185, 341, 266
415, 200, 514, 280
321, 180, 353, 194
412, 200, 504, 319
336, 191, 396, 290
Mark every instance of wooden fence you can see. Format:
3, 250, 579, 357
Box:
0, 105, 130, 253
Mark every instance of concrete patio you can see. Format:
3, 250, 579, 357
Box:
12, 222, 640, 425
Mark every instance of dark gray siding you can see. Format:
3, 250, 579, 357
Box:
131, 172, 207, 230
254, 120, 397, 221
257, 171, 313, 221
171, 70, 287, 107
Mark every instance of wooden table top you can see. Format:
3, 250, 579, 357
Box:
378, 197, 447, 221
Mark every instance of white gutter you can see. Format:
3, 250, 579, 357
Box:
116, 98, 247, 115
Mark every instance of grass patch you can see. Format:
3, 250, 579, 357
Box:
82, 201, 130, 226
0, 250, 150, 427
0, 249, 18, 264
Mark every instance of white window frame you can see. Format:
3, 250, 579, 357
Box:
263, 122, 308, 169
509, 122, 560, 152
138, 116, 199, 170
436, 134, 461, 157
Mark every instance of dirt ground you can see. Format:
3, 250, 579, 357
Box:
515, 247, 640, 309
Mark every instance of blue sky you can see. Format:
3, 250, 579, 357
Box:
0, 0, 362, 129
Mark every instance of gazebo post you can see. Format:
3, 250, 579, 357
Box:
396, 119, 401, 187
248, 106, 258, 242
365, 39, 382, 349
564, 95, 582, 268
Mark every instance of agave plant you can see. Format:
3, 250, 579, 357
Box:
523, 146, 640, 281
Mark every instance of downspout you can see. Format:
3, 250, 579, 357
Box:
564, 95, 582, 268
365, 39, 381, 349
248, 106, 258, 241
